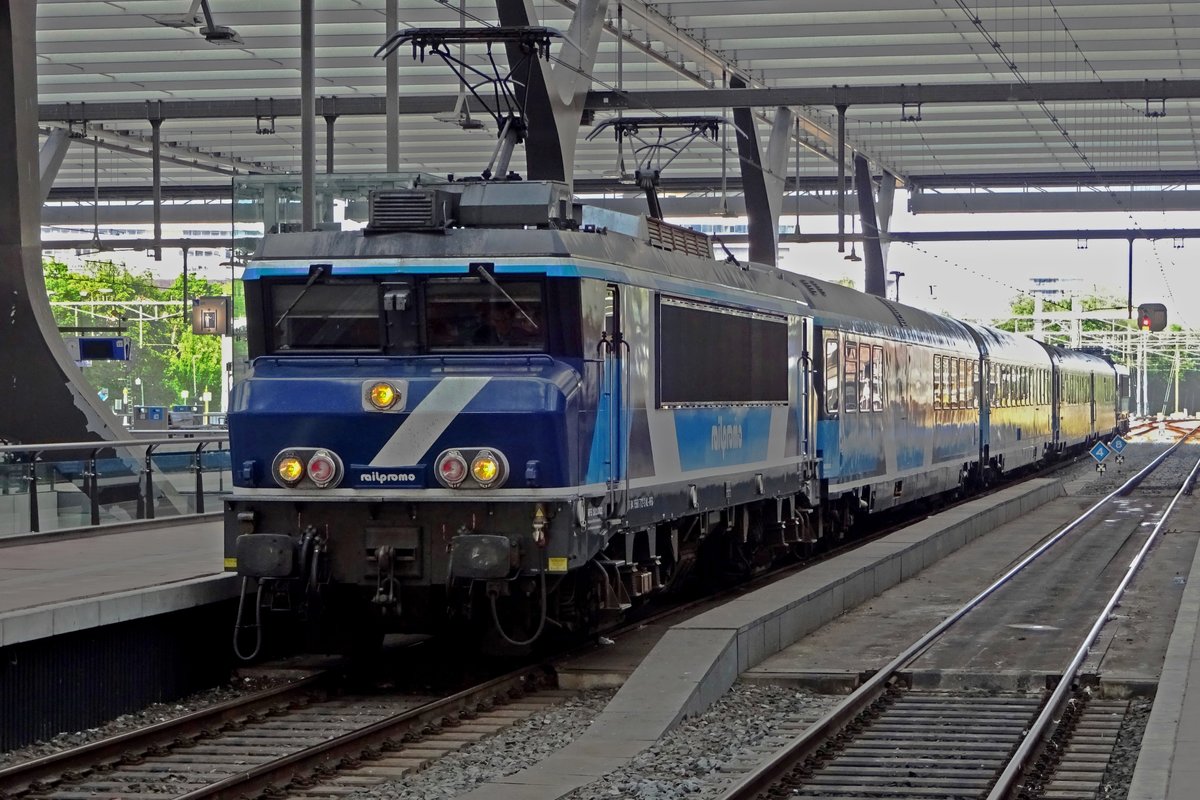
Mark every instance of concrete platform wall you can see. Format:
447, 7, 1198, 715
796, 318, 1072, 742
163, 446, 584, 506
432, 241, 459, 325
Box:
612, 478, 1066, 736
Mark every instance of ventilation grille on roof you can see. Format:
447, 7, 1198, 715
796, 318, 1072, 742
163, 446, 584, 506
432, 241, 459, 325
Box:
799, 278, 827, 297
647, 217, 713, 259
368, 189, 456, 231
880, 299, 909, 327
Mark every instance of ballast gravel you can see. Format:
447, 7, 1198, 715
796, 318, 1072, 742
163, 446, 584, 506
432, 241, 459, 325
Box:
1099, 698, 1152, 800
347, 683, 835, 800
560, 683, 835, 800
346, 689, 615, 800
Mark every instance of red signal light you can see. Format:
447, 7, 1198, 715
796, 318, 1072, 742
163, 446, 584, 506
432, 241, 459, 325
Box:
1141, 315, 1152, 330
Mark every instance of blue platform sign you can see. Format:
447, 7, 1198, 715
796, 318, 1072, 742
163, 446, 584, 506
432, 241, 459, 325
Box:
1090, 441, 1111, 463
1110, 435, 1128, 453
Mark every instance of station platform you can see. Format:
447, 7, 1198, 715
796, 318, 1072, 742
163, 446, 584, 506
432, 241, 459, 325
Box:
1129, 497, 1200, 800
0, 516, 235, 647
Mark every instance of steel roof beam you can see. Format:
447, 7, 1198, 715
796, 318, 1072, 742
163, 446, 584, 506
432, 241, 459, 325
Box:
45, 169, 1200, 203
38, 78, 1200, 123
783, 228, 1200, 244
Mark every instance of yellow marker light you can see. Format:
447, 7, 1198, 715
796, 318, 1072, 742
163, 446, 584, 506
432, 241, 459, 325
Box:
471, 453, 501, 486
277, 456, 304, 484
369, 382, 398, 410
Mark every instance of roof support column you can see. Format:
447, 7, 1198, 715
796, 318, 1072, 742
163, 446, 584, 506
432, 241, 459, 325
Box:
300, 0, 315, 231
836, 104, 846, 253
323, 113, 336, 225
876, 169, 896, 266
385, 0, 399, 172
150, 118, 162, 260
38, 127, 70, 202
764, 106, 795, 250
495, 0, 607, 187
0, 0, 123, 442
730, 76, 793, 267
854, 154, 886, 298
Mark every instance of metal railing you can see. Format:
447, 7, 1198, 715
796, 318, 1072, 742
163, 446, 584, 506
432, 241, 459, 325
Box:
0, 433, 230, 535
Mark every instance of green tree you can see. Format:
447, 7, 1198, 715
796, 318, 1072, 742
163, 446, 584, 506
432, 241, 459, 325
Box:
42, 259, 228, 412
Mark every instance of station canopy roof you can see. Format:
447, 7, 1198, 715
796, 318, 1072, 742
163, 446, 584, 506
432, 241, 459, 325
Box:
33, 0, 1200, 215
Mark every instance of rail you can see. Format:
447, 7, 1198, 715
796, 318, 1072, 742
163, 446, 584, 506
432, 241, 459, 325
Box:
0, 434, 230, 535
720, 429, 1200, 800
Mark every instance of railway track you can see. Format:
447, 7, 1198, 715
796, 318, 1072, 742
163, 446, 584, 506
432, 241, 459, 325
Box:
718, 431, 1200, 800
0, 666, 558, 800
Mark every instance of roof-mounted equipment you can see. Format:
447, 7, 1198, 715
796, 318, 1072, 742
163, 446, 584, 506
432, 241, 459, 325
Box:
366, 181, 579, 233
586, 116, 723, 220
376, 27, 561, 182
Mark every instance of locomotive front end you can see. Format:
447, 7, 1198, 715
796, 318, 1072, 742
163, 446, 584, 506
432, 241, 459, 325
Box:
225, 250, 589, 650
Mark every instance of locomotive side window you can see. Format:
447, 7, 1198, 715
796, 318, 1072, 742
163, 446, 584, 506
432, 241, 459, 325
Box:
824, 336, 840, 414
269, 281, 381, 352
657, 297, 788, 406
425, 278, 545, 351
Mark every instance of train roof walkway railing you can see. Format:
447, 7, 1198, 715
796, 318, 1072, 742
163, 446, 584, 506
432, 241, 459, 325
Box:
0, 433, 230, 541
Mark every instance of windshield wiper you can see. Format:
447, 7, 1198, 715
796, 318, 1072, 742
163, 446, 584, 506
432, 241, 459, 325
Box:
275, 264, 329, 329
474, 264, 539, 330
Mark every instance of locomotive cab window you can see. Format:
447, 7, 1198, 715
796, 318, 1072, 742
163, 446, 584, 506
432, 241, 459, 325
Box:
269, 281, 382, 352
425, 277, 545, 351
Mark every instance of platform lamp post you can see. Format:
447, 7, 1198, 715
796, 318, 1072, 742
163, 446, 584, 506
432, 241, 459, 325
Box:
890, 270, 905, 303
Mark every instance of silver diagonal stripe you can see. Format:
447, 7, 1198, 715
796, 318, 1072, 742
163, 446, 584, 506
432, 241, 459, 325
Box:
369, 377, 490, 467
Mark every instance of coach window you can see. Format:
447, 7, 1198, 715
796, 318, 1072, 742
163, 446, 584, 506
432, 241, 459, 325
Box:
844, 340, 854, 412
859, 343, 873, 412
825, 336, 840, 414
942, 358, 951, 408
933, 355, 943, 410
972, 362, 980, 407
844, 341, 859, 412
871, 346, 884, 411
959, 359, 969, 409
946, 358, 955, 408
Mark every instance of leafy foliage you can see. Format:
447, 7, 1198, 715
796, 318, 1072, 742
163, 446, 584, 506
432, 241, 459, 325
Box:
43, 259, 227, 411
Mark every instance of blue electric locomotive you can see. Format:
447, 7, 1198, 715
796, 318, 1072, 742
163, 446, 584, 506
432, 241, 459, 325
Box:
226, 180, 823, 648
224, 177, 1128, 651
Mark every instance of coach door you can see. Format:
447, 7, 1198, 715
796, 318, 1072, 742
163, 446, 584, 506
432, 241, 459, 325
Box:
598, 285, 629, 518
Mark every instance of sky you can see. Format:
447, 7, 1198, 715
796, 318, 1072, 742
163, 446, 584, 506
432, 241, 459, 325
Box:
773, 204, 1198, 330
